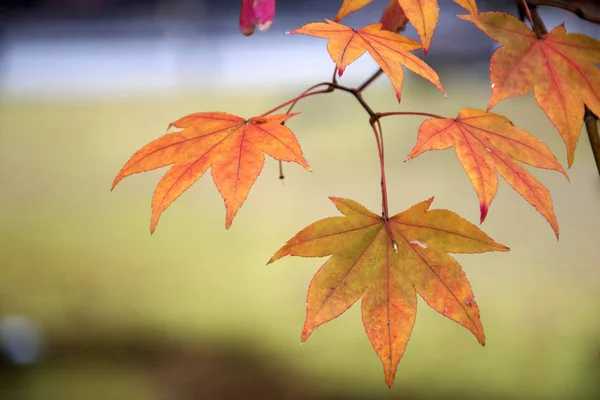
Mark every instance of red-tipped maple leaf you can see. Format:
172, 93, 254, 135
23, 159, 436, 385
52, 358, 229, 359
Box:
112, 112, 310, 232
459, 10, 600, 167
288, 19, 445, 101
334, 0, 479, 52
334, 0, 440, 50
269, 197, 509, 387
406, 108, 567, 237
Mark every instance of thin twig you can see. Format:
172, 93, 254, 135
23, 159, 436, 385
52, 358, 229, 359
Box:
529, 0, 600, 24
272, 82, 334, 180
520, 0, 543, 37
333, 85, 377, 117
357, 69, 385, 93
377, 111, 446, 120
370, 120, 397, 251
260, 83, 333, 117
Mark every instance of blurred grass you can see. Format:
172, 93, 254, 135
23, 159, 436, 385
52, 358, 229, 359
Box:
0, 70, 599, 399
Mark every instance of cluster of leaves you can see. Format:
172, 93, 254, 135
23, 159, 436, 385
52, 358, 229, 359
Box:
112, 0, 600, 388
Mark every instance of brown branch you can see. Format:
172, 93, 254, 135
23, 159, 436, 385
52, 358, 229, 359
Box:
584, 108, 600, 177
357, 68, 385, 93
528, 0, 600, 24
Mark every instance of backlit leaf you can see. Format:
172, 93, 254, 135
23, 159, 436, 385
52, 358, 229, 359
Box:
269, 197, 508, 387
112, 112, 310, 232
460, 11, 600, 166
288, 19, 445, 101
406, 108, 567, 237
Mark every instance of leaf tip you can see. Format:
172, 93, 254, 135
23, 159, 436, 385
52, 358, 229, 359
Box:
111, 174, 123, 191
425, 196, 435, 207
385, 373, 395, 388
479, 203, 489, 223
497, 243, 510, 252
300, 328, 312, 342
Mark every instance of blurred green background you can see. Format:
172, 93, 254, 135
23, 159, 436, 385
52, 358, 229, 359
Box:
0, 1, 599, 398
1, 68, 599, 399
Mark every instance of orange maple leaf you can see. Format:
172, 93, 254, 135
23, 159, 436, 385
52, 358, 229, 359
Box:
459, 11, 600, 167
288, 19, 445, 101
334, 0, 438, 50
269, 197, 508, 387
406, 108, 567, 237
335, 0, 481, 52
112, 112, 310, 232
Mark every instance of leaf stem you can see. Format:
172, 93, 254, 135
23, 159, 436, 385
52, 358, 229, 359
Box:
259, 83, 334, 117
377, 111, 446, 120
519, 0, 542, 38
370, 120, 397, 250
333, 85, 377, 117
357, 68, 384, 93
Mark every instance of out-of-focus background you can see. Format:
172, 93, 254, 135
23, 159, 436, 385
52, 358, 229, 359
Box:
0, 0, 599, 399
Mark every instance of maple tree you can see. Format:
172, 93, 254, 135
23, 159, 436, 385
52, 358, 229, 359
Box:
111, 0, 600, 388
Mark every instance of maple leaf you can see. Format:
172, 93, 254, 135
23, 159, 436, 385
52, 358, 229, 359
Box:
459, 11, 600, 167
112, 112, 310, 232
406, 108, 567, 237
269, 197, 509, 387
335, 0, 481, 52
334, 0, 438, 51
288, 19, 445, 101
239, 0, 275, 36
